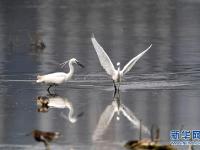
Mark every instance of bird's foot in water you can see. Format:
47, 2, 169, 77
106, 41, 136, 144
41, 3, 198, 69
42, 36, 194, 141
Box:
113, 86, 120, 97
48, 93, 58, 97
113, 80, 119, 96
47, 84, 57, 95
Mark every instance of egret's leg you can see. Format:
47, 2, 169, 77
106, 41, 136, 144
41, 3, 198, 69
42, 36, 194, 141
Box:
117, 82, 120, 94
48, 92, 57, 97
113, 89, 117, 97
113, 89, 117, 98
113, 80, 117, 96
113, 80, 117, 91
47, 85, 53, 94
54, 84, 57, 89
49, 84, 57, 96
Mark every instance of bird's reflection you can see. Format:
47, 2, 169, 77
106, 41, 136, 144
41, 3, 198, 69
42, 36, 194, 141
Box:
27, 129, 60, 150
36, 94, 81, 123
93, 91, 150, 141
30, 32, 46, 50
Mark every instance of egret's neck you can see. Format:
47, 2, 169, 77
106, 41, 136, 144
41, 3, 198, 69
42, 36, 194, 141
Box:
116, 105, 120, 121
116, 98, 120, 111
117, 66, 121, 81
68, 61, 75, 77
113, 100, 120, 116
68, 106, 77, 123
65, 102, 77, 123
117, 66, 120, 72
114, 94, 121, 115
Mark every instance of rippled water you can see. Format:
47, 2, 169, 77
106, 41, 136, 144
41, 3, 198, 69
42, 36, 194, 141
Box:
0, 0, 200, 149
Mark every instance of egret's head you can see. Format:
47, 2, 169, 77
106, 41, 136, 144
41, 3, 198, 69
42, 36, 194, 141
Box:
116, 62, 120, 70
69, 117, 77, 123
117, 62, 120, 67
61, 58, 84, 68
70, 58, 77, 63
71, 58, 85, 68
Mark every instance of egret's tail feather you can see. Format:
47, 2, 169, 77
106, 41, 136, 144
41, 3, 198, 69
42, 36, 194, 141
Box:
36, 75, 43, 83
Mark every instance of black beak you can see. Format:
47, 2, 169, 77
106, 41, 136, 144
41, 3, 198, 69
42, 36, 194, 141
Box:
76, 61, 85, 68
77, 112, 84, 118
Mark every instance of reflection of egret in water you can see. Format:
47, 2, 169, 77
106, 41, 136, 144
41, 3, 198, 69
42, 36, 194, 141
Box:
92, 92, 150, 141
36, 94, 80, 123
29, 32, 46, 50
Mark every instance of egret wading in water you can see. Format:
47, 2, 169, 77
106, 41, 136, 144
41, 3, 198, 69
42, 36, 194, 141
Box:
36, 58, 84, 93
91, 35, 152, 92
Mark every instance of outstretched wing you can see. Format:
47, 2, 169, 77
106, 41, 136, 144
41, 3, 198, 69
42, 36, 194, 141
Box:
120, 104, 150, 134
91, 36, 116, 76
121, 44, 152, 75
92, 103, 116, 141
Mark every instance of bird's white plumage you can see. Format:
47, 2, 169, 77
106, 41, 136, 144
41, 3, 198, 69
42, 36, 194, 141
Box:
120, 104, 150, 134
48, 96, 70, 108
47, 95, 77, 123
92, 103, 116, 141
37, 72, 68, 84
121, 44, 152, 75
36, 58, 83, 90
92, 93, 149, 141
91, 35, 152, 86
91, 36, 116, 77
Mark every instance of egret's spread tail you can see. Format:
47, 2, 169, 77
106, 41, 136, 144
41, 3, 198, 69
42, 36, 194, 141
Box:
36, 75, 43, 83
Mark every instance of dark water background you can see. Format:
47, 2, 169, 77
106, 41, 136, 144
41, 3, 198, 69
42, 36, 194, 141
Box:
0, 0, 200, 149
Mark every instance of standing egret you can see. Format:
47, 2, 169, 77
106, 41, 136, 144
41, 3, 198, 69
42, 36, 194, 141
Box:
91, 36, 152, 91
36, 58, 84, 92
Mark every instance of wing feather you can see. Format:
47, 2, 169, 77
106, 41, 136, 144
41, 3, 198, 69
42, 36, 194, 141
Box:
91, 36, 116, 76
121, 44, 152, 75
120, 104, 150, 134
92, 103, 116, 141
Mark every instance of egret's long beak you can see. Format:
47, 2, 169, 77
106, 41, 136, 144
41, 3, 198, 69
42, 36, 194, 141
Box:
60, 60, 69, 68
76, 61, 85, 68
77, 112, 84, 118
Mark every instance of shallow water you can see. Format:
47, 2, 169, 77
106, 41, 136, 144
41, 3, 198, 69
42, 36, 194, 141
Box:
0, 0, 200, 149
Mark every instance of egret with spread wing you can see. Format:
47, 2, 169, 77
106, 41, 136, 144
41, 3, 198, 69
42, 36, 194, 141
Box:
91, 36, 152, 91
36, 58, 84, 93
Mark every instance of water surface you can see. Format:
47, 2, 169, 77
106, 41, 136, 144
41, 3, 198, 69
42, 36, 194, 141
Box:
0, 0, 200, 149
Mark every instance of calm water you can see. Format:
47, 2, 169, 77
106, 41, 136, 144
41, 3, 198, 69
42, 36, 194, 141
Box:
0, 0, 200, 149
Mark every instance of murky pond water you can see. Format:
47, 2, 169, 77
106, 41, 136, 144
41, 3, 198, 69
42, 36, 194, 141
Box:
0, 0, 200, 149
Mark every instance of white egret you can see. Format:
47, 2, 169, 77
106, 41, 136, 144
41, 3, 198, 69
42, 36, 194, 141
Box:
91, 35, 152, 91
36, 58, 84, 92
92, 92, 150, 141
36, 95, 78, 123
